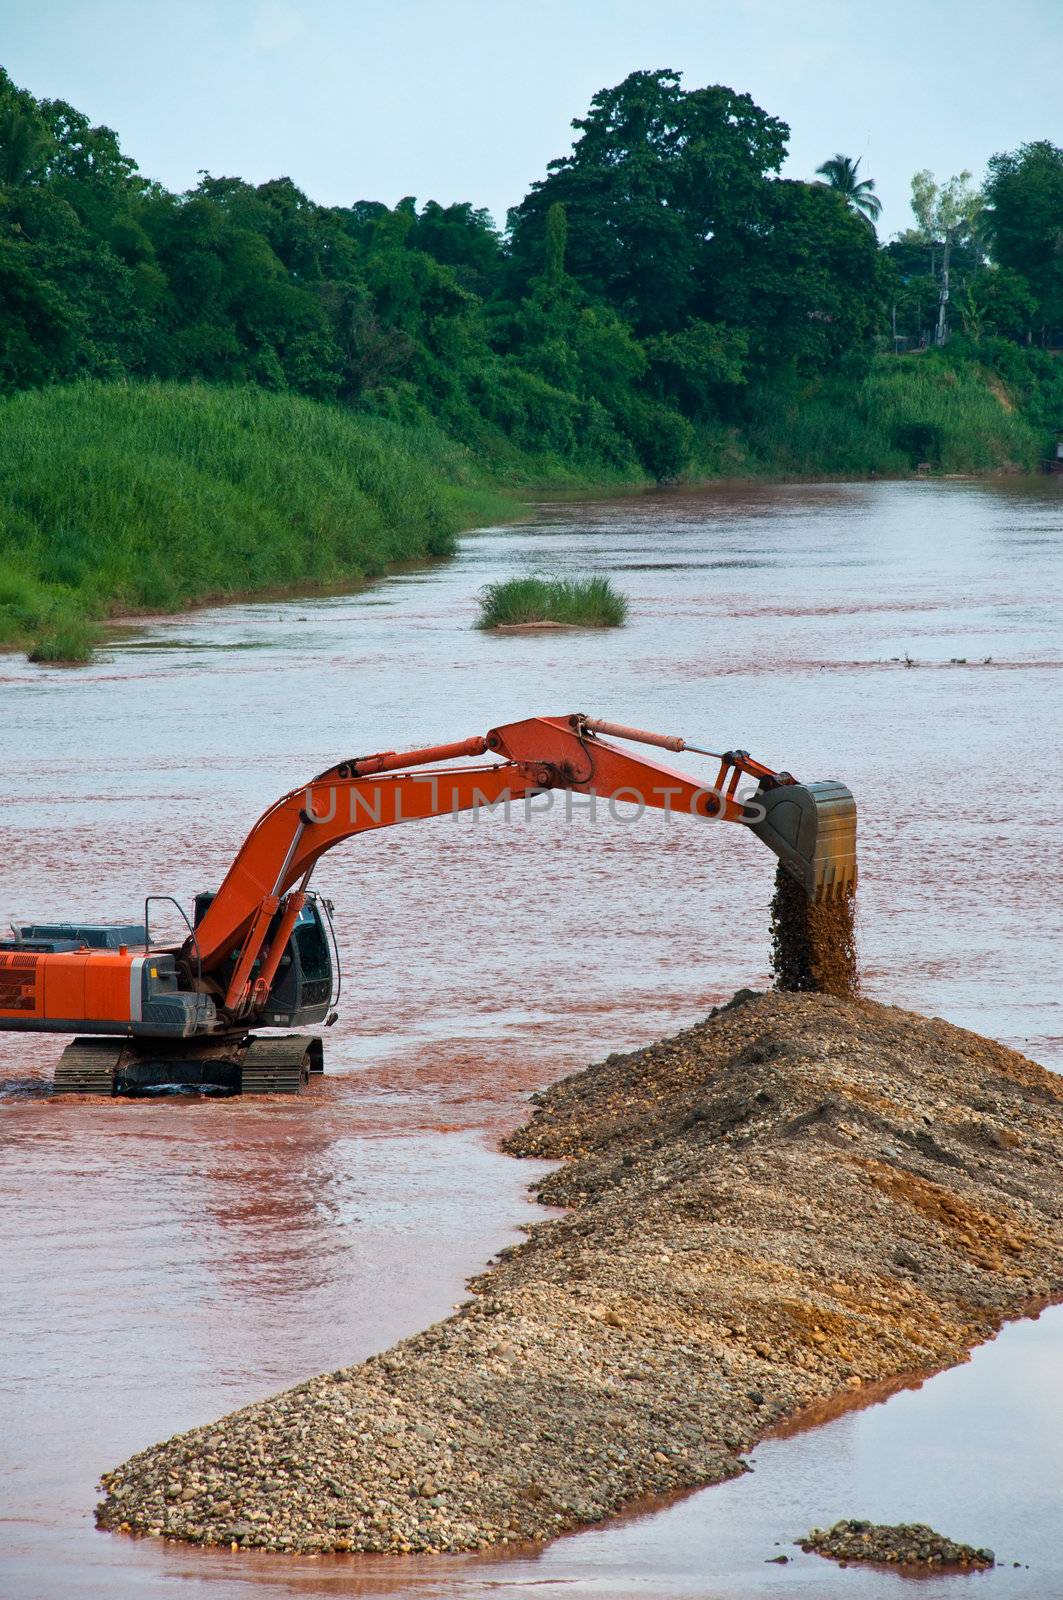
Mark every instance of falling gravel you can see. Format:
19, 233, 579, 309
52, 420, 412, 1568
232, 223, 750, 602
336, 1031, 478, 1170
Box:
96, 990, 1063, 1555
770, 865, 859, 998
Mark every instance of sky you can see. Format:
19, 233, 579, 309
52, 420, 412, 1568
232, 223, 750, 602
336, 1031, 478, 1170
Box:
3, 0, 1061, 236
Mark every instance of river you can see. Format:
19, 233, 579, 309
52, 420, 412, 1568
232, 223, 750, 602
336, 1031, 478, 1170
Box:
1, 478, 1061, 1598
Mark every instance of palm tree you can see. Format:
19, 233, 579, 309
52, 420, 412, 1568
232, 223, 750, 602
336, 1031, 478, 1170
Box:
816, 153, 882, 224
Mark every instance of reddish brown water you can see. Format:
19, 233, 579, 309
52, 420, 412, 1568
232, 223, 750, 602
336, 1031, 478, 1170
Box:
2, 478, 1061, 1598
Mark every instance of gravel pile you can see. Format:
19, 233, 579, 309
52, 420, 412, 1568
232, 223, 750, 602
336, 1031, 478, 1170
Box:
97, 990, 1063, 1555
800, 1519, 995, 1568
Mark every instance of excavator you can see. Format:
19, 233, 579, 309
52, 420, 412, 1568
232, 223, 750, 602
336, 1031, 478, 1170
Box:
0, 714, 856, 1097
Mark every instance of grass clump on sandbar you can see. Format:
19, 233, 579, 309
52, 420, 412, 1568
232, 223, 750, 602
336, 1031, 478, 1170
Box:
476, 574, 628, 630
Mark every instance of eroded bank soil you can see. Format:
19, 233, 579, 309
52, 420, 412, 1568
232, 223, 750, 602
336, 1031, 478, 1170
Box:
97, 991, 1063, 1554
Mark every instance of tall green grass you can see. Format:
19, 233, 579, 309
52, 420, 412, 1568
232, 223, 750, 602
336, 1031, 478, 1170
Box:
734, 355, 1043, 477
477, 574, 629, 629
0, 381, 516, 661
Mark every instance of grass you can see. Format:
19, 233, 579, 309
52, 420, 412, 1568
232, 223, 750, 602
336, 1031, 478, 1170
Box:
0, 381, 519, 661
477, 574, 629, 629
27, 616, 102, 665
730, 353, 1044, 478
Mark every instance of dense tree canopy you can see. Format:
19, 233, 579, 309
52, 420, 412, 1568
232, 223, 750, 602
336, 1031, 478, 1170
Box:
0, 64, 1056, 478
707, 178, 886, 372
984, 142, 1063, 336
508, 69, 789, 334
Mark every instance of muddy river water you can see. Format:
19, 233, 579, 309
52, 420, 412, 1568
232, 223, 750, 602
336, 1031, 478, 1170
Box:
1, 479, 1061, 1599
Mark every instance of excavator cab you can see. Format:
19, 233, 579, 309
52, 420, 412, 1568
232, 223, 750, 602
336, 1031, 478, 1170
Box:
258, 898, 335, 1026
193, 890, 336, 1027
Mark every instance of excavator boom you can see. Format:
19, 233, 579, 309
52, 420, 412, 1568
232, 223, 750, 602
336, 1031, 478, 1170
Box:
1, 712, 856, 1097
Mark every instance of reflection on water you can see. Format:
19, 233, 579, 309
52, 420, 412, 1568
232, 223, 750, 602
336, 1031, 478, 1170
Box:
1, 478, 1061, 1599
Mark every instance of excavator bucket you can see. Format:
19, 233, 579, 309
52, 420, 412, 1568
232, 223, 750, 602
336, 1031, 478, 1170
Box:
749, 780, 857, 901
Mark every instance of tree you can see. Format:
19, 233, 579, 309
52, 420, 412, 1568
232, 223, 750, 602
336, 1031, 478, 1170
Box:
708, 180, 887, 373
0, 106, 51, 186
507, 69, 788, 334
892, 272, 940, 345
910, 169, 982, 243
0, 232, 79, 387
954, 266, 1037, 344
0, 69, 54, 186
643, 320, 747, 412
908, 170, 983, 344
815, 153, 881, 223
406, 200, 501, 296
543, 202, 567, 287
983, 141, 1063, 339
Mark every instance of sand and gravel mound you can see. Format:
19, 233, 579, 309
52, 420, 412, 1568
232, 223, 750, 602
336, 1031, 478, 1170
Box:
800, 1518, 995, 1569
96, 990, 1063, 1554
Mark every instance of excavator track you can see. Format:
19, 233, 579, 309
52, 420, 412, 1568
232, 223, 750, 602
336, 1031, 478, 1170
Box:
51, 1034, 322, 1097
53, 1037, 122, 1096
239, 1034, 318, 1095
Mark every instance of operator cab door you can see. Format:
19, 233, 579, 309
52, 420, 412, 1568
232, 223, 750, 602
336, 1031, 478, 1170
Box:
259, 899, 333, 1026
194, 891, 333, 1027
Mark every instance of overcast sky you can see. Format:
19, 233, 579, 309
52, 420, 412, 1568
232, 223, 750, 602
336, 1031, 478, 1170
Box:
4, 0, 1061, 236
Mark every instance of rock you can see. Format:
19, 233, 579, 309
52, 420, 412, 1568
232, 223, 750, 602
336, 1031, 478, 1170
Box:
799, 1520, 995, 1569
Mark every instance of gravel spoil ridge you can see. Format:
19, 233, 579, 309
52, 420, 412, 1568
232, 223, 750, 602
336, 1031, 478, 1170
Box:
96, 990, 1063, 1555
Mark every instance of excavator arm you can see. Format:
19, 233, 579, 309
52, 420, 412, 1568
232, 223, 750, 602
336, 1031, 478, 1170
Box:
4, 710, 856, 1096
190, 714, 857, 1018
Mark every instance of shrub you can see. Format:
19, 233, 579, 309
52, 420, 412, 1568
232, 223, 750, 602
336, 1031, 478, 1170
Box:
28, 615, 100, 664
615, 395, 695, 481
891, 420, 945, 465
477, 574, 628, 629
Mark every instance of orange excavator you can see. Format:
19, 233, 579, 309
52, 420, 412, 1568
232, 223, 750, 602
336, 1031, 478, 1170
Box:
0, 714, 856, 1097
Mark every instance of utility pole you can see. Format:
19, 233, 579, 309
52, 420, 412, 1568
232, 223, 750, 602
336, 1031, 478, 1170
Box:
936, 231, 951, 347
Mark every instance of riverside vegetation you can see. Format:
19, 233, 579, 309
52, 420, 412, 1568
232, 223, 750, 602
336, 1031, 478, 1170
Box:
2, 65, 1062, 657
477, 575, 629, 629
0, 383, 514, 660
95, 989, 1063, 1554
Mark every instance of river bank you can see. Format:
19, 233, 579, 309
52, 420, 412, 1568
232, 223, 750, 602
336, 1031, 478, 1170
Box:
0, 382, 537, 664
3, 362, 1057, 663
95, 989, 1063, 1554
